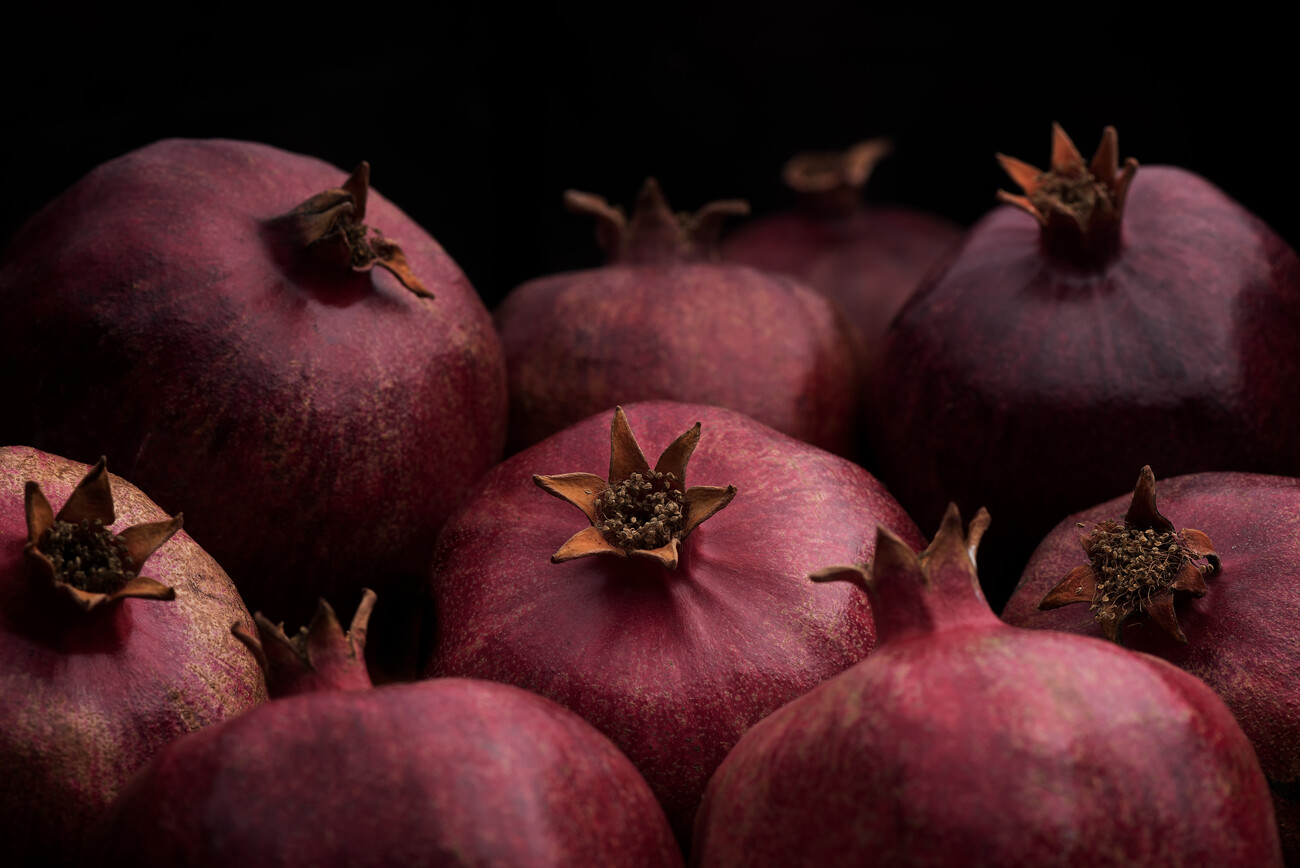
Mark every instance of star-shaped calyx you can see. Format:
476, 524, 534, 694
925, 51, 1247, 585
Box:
996, 123, 1138, 262
24, 457, 183, 611
232, 589, 376, 697
269, 162, 432, 298
533, 406, 738, 570
1039, 466, 1220, 644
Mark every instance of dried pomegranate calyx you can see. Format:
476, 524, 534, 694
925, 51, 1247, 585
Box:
271, 162, 432, 298
564, 178, 749, 266
232, 589, 376, 697
533, 406, 737, 570
783, 138, 893, 218
996, 123, 1138, 263
1039, 465, 1219, 644
23, 457, 180, 611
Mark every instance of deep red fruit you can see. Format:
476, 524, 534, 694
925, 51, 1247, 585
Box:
692, 505, 1283, 867
495, 179, 861, 457
424, 402, 924, 846
84, 596, 682, 868
1004, 466, 1300, 864
0, 446, 266, 868
866, 124, 1300, 606
720, 139, 962, 376
0, 139, 508, 657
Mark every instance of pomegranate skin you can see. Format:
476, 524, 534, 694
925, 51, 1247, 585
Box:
425, 401, 924, 846
692, 509, 1282, 867
722, 205, 961, 373
83, 678, 683, 868
0, 446, 266, 868
867, 164, 1300, 606
1004, 471, 1300, 864
0, 139, 508, 635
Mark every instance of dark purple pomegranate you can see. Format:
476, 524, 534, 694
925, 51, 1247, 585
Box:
0, 139, 508, 666
692, 504, 1283, 867
0, 446, 266, 868
84, 592, 682, 868
495, 179, 861, 457
424, 402, 924, 846
866, 124, 1300, 607
1004, 466, 1300, 863
721, 138, 962, 376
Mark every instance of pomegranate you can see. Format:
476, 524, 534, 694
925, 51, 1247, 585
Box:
691, 505, 1283, 867
425, 402, 924, 846
85, 593, 683, 868
0, 446, 266, 868
866, 124, 1300, 607
0, 139, 508, 669
720, 138, 963, 376
1004, 466, 1300, 863
495, 179, 861, 457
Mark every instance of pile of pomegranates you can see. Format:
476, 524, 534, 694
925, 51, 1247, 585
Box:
4, 123, 1298, 863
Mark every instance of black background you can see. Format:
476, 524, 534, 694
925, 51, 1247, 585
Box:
3, 10, 1281, 311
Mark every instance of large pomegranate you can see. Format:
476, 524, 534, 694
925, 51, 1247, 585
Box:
0, 139, 508, 663
0, 446, 266, 868
425, 402, 924, 846
720, 138, 963, 376
1003, 466, 1300, 863
866, 124, 1300, 607
691, 504, 1283, 867
495, 179, 861, 457
85, 592, 683, 868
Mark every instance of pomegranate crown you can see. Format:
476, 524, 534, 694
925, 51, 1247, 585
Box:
1039, 466, 1220, 644
997, 123, 1138, 263
232, 589, 377, 698
782, 137, 893, 217
563, 179, 749, 265
23, 457, 182, 611
533, 406, 737, 570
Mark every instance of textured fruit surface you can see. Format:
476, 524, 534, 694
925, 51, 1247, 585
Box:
0, 139, 507, 636
1004, 471, 1300, 863
85, 678, 682, 868
426, 401, 923, 845
0, 446, 265, 868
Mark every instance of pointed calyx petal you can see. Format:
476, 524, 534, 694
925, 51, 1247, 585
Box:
271, 162, 430, 298
56, 456, 115, 526
1180, 528, 1221, 572
1171, 561, 1209, 597
570, 179, 746, 265
655, 423, 701, 486
682, 485, 737, 538
107, 575, 177, 603
552, 525, 624, 563
1144, 593, 1189, 643
534, 473, 607, 525
1123, 465, 1174, 532
1040, 565, 1099, 610
809, 564, 871, 597
609, 406, 652, 482
24, 481, 54, 546
118, 514, 184, 569
1049, 122, 1085, 171
563, 188, 627, 257
631, 537, 681, 570
996, 153, 1045, 198
689, 199, 750, 254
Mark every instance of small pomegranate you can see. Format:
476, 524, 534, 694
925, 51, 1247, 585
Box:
0, 139, 508, 668
0, 446, 265, 868
721, 138, 963, 376
425, 402, 924, 846
1003, 466, 1300, 863
692, 505, 1283, 867
867, 124, 1300, 606
495, 179, 861, 456
84, 592, 683, 868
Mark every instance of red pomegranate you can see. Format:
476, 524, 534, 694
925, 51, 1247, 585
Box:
0, 139, 508, 667
84, 592, 683, 868
424, 402, 924, 846
495, 179, 861, 457
866, 124, 1300, 607
1003, 466, 1300, 863
691, 505, 1283, 867
720, 138, 963, 376
0, 446, 266, 868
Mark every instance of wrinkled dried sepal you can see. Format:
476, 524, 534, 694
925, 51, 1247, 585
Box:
56, 456, 115, 526
564, 188, 627, 256
631, 537, 680, 570
533, 473, 608, 525
552, 525, 625, 564
118, 514, 184, 568
1181, 528, 1220, 572
809, 564, 871, 596
1124, 465, 1175, 532
1143, 593, 1189, 643
682, 485, 737, 538
1039, 564, 1098, 610
654, 422, 700, 484
1170, 561, 1209, 597
609, 406, 652, 482
24, 481, 54, 546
